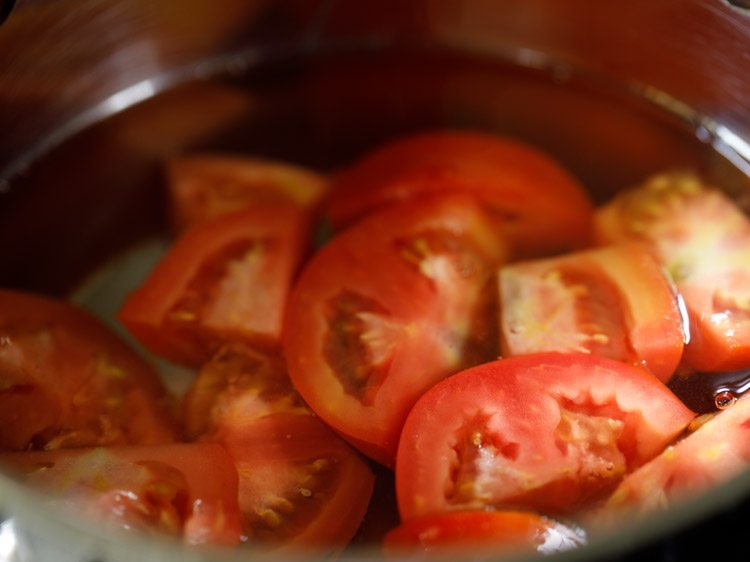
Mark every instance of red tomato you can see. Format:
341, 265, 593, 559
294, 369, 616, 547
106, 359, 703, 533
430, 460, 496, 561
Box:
283, 193, 510, 466
325, 130, 593, 258
499, 244, 685, 382
181, 344, 375, 552
182, 342, 311, 441
118, 204, 309, 367
396, 353, 695, 520
382, 510, 586, 557
601, 394, 750, 519
594, 172, 750, 372
221, 414, 375, 554
165, 154, 329, 231
0, 443, 243, 546
0, 289, 177, 451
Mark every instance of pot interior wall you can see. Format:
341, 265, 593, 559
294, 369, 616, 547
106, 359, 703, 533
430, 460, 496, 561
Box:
1, 45, 747, 296
1, 40, 750, 562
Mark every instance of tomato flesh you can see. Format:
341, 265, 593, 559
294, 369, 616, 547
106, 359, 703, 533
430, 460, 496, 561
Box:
11, 129, 750, 556
182, 343, 311, 441
182, 343, 375, 552
222, 415, 374, 554
165, 154, 329, 231
594, 172, 750, 372
0, 443, 244, 546
396, 353, 695, 520
499, 244, 685, 382
602, 394, 750, 519
325, 130, 593, 258
284, 193, 509, 466
383, 510, 586, 557
118, 204, 309, 367
0, 290, 176, 451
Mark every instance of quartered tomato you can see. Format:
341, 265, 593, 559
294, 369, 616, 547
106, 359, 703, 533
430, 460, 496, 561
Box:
382, 510, 586, 557
165, 154, 329, 231
602, 394, 750, 519
325, 130, 593, 258
0, 443, 243, 546
283, 193, 510, 466
594, 172, 750, 372
0, 290, 177, 451
181, 343, 375, 552
118, 204, 309, 367
221, 414, 375, 555
182, 342, 311, 441
499, 244, 685, 382
396, 353, 695, 520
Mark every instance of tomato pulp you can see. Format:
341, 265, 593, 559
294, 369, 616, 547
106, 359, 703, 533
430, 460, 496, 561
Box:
119, 204, 310, 367
594, 172, 750, 373
182, 343, 375, 552
499, 243, 685, 382
325, 130, 594, 258
0, 289, 177, 451
165, 155, 329, 231
284, 193, 510, 466
0, 443, 244, 546
396, 353, 695, 520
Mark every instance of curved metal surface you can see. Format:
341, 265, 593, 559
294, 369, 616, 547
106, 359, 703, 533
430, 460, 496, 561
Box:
1, 1, 750, 561
0, 1, 14, 25
2, 0, 750, 178
0, 0, 333, 178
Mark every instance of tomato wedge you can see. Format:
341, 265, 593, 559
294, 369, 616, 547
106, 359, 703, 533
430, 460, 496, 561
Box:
181, 343, 375, 552
182, 342, 311, 441
499, 244, 685, 382
602, 394, 750, 519
165, 154, 329, 231
118, 204, 309, 367
221, 414, 375, 554
325, 130, 593, 258
0, 443, 243, 546
0, 289, 177, 451
594, 172, 750, 372
284, 193, 510, 466
396, 353, 695, 520
383, 510, 586, 557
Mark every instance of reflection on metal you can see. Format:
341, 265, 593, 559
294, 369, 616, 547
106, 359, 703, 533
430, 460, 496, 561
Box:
726, 0, 750, 11
713, 124, 750, 177
0, 46, 269, 182
675, 288, 692, 347
639, 84, 750, 178
0, 519, 19, 562
101, 79, 157, 116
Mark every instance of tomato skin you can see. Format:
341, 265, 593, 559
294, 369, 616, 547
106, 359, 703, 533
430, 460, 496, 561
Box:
594, 172, 750, 372
679, 267, 750, 372
0, 290, 177, 451
396, 353, 694, 520
0, 443, 244, 546
181, 344, 375, 552
499, 244, 685, 382
382, 510, 586, 557
118, 204, 309, 367
219, 414, 375, 554
325, 130, 593, 258
284, 193, 510, 466
602, 394, 750, 520
182, 343, 310, 441
165, 154, 329, 231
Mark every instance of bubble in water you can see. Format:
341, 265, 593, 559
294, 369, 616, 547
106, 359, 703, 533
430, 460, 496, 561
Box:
714, 390, 737, 410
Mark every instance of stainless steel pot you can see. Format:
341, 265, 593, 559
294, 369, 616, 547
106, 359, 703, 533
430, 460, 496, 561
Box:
1, 1, 750, 561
